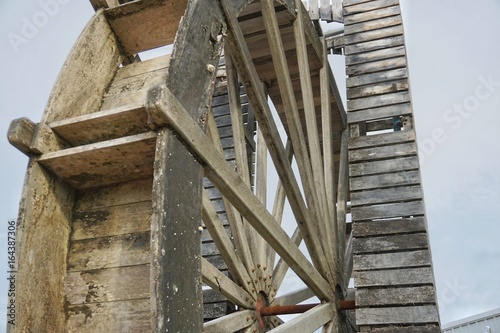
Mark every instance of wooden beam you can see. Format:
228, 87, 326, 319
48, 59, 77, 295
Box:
272, 287, 315, 306
266, 303, 335, 333
147, 87, 333, 300
202, 309, 255, 333
7, 118, 36, 156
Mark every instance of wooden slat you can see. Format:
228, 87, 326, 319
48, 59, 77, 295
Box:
343, 0, 399, 15
353, 233, 428, 254
351, 185, 423, 206
351, 201, 424, 221
272, 287, 315, 306
345, 35, 404, 55
68, 232, 150, 271
336, 130, 349, 270
349, 130, 415, 149
352, 217, 426, 237
350, 170, 421, 191
356, 286, 437, 307
345, 14, 402, 37
267, 304, 335, 333
271, 226, 302, 297
114, 54, 170, 80
354, 267, 435, 287
346, 56, 406, 76
361, 326, 441, 333
356, 306, 439, 325
347, 78, 408, 99
349, 142, 417, 162
347, 91, 410, 111
344, 24, 403, 45
347, 102, 412, 123
66, 298, 150, 331
349, 155, 418, 176
354, 250, 431, 270
346, 44, 405, 66
148, 87, 333, 300
344, 5, 401, 26
347, 67, 407, 88
202, 310, 255, 333
38, 132, 157, 189
343, 0, 374, 6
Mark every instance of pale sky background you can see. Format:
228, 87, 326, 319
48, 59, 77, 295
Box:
0, 0, 499, 331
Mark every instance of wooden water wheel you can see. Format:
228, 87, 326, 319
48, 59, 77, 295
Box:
7, 0, 441, 332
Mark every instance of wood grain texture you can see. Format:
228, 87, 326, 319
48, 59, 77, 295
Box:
350, 170, 421, 191
352, 217, 426, 237
349, 129, 415, 149
349, 155, 419, 177
347, 91, 410, 111
7, 117, 36, 156
347, 68, 407, 88
344, 0, 400, 15
344, 24, 403, 45
344, 5, 401, 26
345, 35, 404, 55
347, 102, 412, 123
351, 185, 423, 206
356, 286, 436, 306
352, 200, 424, 221
354, 266, 435, 287
354, 250, 431, 270
346, 45, 405, 65
353, 233, 428, 254
349, 142, 417, 162
344, 14, 402, 35
356, 305, 439, 325
347, 78, 408, 99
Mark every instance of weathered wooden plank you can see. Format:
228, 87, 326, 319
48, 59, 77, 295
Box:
347, 103, 412, 123
349, 142, 417, 162
346, 45, 405, 65
66, 264, 149, 304
66, 298, 150, 332
345, 35, 404, 56
354, 250, 431, 270
272, 287, 315, 307
347, 78, 408, 99
72, 201, 151, 240
352, 217, 426, 237
349, 155, 418, 177
106, 1, 187, 54
348, 91, 410, 111
147, 87, 333, 300
352, 201, 424, 221
347, 67, 407, 88
353, 233, 428, 254
349, 129, 415, 149
343, 0, 374, 6
347, 56, 406, 77
345, 15, 402, 36
7, 117, 36, 156
343, 0, 399, 15
114, 54, 170, 81
354, 266, 435, 287
38, 132, 157, 189
350, 170, 421, 191
356, 286, 436, 306
364, 325, 441, 333
12, 164, 74, 332
267, 304, 335, 333
68, 232, 150, 271
356, 305, 439, 325
344, 5, 401, 26
41, 10, 122, 123
344, 24, 403, 46
202, 310, 255, 333
351, 185, 423, 206
49, 103, 149, 146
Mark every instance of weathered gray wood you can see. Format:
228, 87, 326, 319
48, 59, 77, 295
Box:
352, 217, 426, 237
344, 14, 402, 35
114, 54, 170, 80
356, 286, 436, 306
41, 10, 122, 123
354, 250, 431, 270
272, 287, 315, 306
344, 24, 403, 45
347, 78, 408, 99
72, 201, 151, 240
354, 267, 435, 287
66, 298, 150, 331
349, 155, 418, 176
364, 325, 441, 333
105, 0, 187, 54
12, 163, 74, 333
350, 170, 421, 191
347, 68, 407, 88
343, 0, 374, 6
201, 258, 254, 308
37, 132, 157, 189
346, 56, 406, 77
352, 201, 424, 221
202, 309, 255, 333
356, 305, 439, 325
344, 5, 401, 26
68, 232, 150, 271
347, 91, 410, 111
351, 185, 423, 206
349, 129, 415, 150
267, 304, 335, 333
346, 45, 405, 65
353, 233, 428, 254
345, 35, 404, 55
336, 129, 350, 271
30, 122, 69, 154
343, 0, 399, 15
349, 142, 417, 162
147, 87, 333, 300
7, 117, 36, 156
347, 102, 412, 123
49, 103, 149, 146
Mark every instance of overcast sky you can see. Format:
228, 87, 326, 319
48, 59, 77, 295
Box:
0, 0, 499, 330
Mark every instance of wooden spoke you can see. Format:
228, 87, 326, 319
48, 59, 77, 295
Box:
202, 310, 255, 333
272, 287, 315, 306
266, 304, 335, 333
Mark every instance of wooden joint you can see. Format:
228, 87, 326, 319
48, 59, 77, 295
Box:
7, 117, 37, 156
402, 115, 414, 130
30, 122, 70, 154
